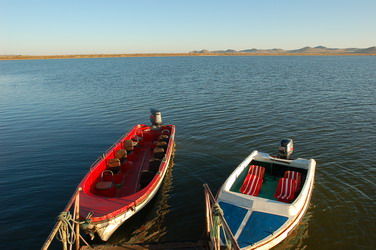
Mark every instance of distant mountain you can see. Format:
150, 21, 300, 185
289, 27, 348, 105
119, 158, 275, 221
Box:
211, 49, 238, 53
287, 46, 334, 53
288, 46, 312, 53
191, 49, 210, 53
240, 48, 258, 52
354, 46, 376, 53
190, 46, 376, 54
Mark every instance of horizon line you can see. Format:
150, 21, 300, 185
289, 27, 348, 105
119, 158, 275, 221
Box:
1, 45, 375, 57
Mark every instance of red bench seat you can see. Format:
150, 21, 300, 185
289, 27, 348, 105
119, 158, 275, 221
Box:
240, 174, 263, 196
275, 178, 298, 203
284, 170, 302, 189
248, 165, 265, 179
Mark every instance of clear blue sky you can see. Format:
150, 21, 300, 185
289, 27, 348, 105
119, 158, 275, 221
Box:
1, 0, 375, 55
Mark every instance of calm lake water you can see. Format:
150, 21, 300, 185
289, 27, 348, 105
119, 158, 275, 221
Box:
0, 56, 375, 249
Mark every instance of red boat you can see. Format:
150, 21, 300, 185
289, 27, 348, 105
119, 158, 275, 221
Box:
78, 112, 175, 241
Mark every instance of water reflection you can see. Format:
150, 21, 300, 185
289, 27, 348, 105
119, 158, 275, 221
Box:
274, 206, 313, 250
107, 159, 175, 245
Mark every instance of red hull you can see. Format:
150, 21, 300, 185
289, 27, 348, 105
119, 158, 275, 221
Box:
78, 124, 175, 223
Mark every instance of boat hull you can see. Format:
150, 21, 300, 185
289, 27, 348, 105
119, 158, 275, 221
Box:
246, 170, 314, 249
77, 124, 176, 241
92, 152, 172, 241
216, 151, 316, 249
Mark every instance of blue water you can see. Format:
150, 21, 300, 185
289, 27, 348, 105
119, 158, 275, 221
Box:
0, 56, 375, 249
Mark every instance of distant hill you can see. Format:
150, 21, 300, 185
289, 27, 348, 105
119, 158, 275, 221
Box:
354, 46, 376, 53
191, 46, 376, 54
212, 49, 237, 53
239, 48, 258, 53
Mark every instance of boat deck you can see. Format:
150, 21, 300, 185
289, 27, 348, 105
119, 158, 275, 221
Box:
79, 125, 174, 219
230, 166, 279, 201
229, 159, 307, 201
219, 201, 288, 248
116, 140, 154, 196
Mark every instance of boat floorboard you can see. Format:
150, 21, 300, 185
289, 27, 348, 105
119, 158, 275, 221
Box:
116, 141, 154, 197
237, 211, 288, 248
230, 168, 279, 201
258, 175, 278, 200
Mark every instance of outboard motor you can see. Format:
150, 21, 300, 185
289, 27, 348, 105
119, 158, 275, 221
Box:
278, 139, 294, 159
150, 109, 162, 129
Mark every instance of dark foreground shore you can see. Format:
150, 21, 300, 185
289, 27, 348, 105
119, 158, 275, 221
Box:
1, 52, 375, 60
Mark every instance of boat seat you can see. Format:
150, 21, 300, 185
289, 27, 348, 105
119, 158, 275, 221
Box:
95, 170, 116, 196
96, 181, 113, 190
248, 165, 265, 178
275, 178, 298, 203
115, 149, 127, 160
131, 136, 141, 147
155, 140, 168, 149
107, 158, 121, 174
240, 174, 263, 196
124, 140, 135, 151
159, 134, 169, 142
153, 147, 165, 159
161, 129, 170, 135
107, 158, 121, 167
284, 170, 302, 189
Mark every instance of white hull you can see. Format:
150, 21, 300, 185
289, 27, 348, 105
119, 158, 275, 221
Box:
217, 151, 316, 249
246, 169, 314, 249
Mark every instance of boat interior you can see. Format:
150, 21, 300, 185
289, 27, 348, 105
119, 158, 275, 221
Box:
82, 125, 172, 198
230, 159, 307, 203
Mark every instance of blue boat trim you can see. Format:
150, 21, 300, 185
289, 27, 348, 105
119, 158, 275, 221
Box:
237, 211, 288, 248
218, 201, 248, 235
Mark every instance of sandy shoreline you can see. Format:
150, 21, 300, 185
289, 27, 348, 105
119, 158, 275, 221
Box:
1, 52, 375, 60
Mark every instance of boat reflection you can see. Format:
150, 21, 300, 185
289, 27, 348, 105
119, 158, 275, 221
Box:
273, 205, 313, 250
108, 158, 175, 245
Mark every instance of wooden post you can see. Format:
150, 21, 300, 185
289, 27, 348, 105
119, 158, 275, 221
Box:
41, 220, 62, 250
204, 184, 217, 250
62, 227, 68, 250
204, 187, 210, 234
75, 187, 81, 250
41, 188, 80, 250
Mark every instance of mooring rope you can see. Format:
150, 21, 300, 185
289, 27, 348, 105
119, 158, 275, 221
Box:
212, 203, 235, 249
56, 211, 79, 246
210, 203, 223, 245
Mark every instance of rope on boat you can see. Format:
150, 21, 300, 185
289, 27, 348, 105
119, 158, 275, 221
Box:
42, 188, 92, 250
56, 212, 76, 246
56, 211, 85, 247
211, 204, 225, 247
211, 202, 235, 249
204, 184, 240, 250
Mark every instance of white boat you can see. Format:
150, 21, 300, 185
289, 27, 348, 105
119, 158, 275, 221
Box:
210, 139, 316, 249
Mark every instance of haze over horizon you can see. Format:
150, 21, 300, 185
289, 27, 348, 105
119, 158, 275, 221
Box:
2, 0, 376, 55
